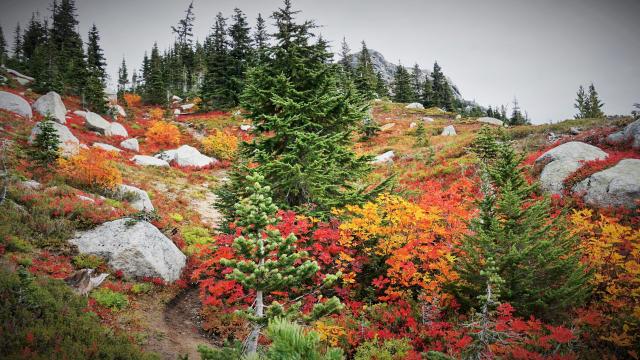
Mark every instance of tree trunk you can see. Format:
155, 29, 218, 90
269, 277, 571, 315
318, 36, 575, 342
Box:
246, 289, 263, 355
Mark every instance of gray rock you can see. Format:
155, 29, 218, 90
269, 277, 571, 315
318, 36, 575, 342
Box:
92, 142, 121, 152
455, 114, 462, 120
33, 91, 67, 124
111, 104, 126, 118
409, 122, 417, 129
171, 95, 182, 102
240, 124, 252, 131
380, 123, 396, 131
84, 111, 111, 134
181, 103, 195, 111
131, 155, 170, 167
372, 150, 395, 164
156, 145, 217, 168
117, 184, 154, 211
4, 68, 34, 83
120, 138, 139, 152
573, 159, 640, 209
535, 141, 608, 194
441, 125, 457, 136
105, 122, 128, 137
0, 91, 32, 118
405, 102, 424, 109
173, 108, 181, 115
20, 180, 41, 190
477, 117, 504, 126
29, 121, 80, 156
73, 110, 87, 117
422, 117, 434, 123
570, 127, 581, 135
606, 119, 640, 149
70, 219, 186, 282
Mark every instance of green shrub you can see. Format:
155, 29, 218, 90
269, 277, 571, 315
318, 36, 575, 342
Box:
354, 338, 413, 360
181, 225, 212, 255
4, 236, 33, 252
90, 288, 129, 310
170, 213, 184, 222
0, 268, 155, 359
72, 254, 104, 269
131, 283, 153, 294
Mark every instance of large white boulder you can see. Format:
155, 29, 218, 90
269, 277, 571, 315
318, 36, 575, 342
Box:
441, 125, 457, 136
372, 150, 395, 164
120, 138, 139, 152
33, 91, 67, 124
70, 219, 186, 282
4, 68, 34, 85
0, 91, 32, 118
607, 120, 640, 149
92, 142, 121, 153
156, 145, 217, 168
105, 122, 128, 137
477, 117, 504, 126
29, 121, 80, 156
406, 102, 424, 110
111, 104, 126, 118
573, 159, 640, 209
73, 110, 87, 118
181, 103, 195, 111
535, 141, 608, 194
422, 117, 434, 123
117, 184, 154, 211
131, 155, 170, 167
84, 111, 111, 134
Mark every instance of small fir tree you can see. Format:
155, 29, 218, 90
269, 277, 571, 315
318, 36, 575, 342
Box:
392, 64, 414, 103
117, 58, 129, 100
374, 71, 388, 98
30, 116, 60, 167
508, 98, 527, 125
12, 23, 23, 65
411, 63, 423, 101
574, 85, 587, 118
338, 37, 352, 75
253, 13, 268, 64
586, 83, 604, 118
422, 74, 434, 107
144, 43, 166, 105
86, 24, 107, 82
354, 41, 377, 99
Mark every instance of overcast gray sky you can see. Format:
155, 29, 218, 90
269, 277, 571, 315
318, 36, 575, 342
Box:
2, 0, 639, 123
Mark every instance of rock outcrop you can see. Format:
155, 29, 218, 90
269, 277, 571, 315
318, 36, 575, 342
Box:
156, 145, 217, 168
477, 117, 504, 126
70, 218, 186, 282
606, 119, 640, 149
441, 125, 457, 136
406, 102, 424, 110
84, 111, 111, 134
33, 91, 67, 124
573, 159, 640, 209
117, 184, 154, 211
105, 122, 128, 137
120, 138, 139, 152
0, 91, 32, 118
372, 150, 395, 164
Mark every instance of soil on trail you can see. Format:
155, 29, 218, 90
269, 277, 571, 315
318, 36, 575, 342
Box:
142, 287, 215, 360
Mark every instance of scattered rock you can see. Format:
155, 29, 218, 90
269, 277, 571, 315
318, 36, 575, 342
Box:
372, 150, 395, 164
131, 155, 170, 167
606, 119, 640, 149
84, 111, 111, 134
240, 124, 252, 131
92, 142, 121, 152
111, 104, 126, 118
0, 91, 32, 118
422, 117, 434, 123
73, 110, 87, 117
33, 91, 67, 124
477, 117, 504, 126
173, 109, 181, 116
455, 114, 462, 120
441, 125, 457, 136
181, 103, 195, 111
156, 145, 217, 168
380, 123, 396, 131
70, 218, 186, 282
171, 95, 183, 102
64, 269, 109, 296
405, 102, 424, 109
4, 68, 34, 85
105, 122, 128, 137
117, 184, 154, 211
77, 195, 95, 203
120, 138, 139, 152
573, 159, 640, 209
409, 122, 417, 129
29, 121, 80, 156
20, 180, 41, 190
570, 127, 581, 135
535, 141, 608, 194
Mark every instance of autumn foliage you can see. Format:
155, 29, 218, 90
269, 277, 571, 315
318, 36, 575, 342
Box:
123, 93, 142, 108
144, 121, 181, 148
201, 130, 238, 160
58, 148, 122, 191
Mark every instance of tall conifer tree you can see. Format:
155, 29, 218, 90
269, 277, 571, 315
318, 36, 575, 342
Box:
586, 83, 604, 118
144, 43, 166, 104
228, 8, 252, 105
86, 24, 106, 82
392, 64, 414, 103
0, 25, 7, 65
202, 13, 234, 108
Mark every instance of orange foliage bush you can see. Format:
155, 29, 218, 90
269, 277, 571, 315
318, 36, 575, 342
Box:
58, 148, 122, 191
145, 121, 181, 148
123, 93, 141, 108
201, 131, 238, 160
148, 107, 165, 120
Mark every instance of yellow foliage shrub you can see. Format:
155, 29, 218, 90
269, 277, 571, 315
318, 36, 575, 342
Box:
58, 148, 122, 191
145, 121, 181, 148
123, 93, 142, 108
201, 131, 238, 160
148, 107, 164, 120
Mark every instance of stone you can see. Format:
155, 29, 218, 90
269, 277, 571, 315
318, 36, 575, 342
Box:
77, 195, 95, 203
380, 123, 396, 131
73, 110, 87, 117
64, 269, 109, 296
476, 117, 504, 126
573, 159, 640, 209
29, 121, 80, 156
372, 150, 395, 164
422, 117, 434, 123
120, 138, 139, 152
131, 155, 170, 167
455, 114, 462, 120
111, 104, 126, 118
70, 218, 186, 282
117, 184, 154, 211
0, 91, 32, 118
441, 125, 457, 136
409, 122, 417, 129
535, 141, 608, 194
84, 111, 111, 134
405, 102, 424, 109
156, 145, 217, 168
92, 142, 121, 152
570, 127, 581, 135
171, 95, 183, 102
105, 122, 128, 137
181, 103, 195, 111
606, 119, 640, 149
173, 109, 181, 115
20, 180, 41, 190
33, 91, 67, 124
240, 124, 252, 131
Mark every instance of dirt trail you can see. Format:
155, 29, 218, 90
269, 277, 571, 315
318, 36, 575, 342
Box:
143, 287, 214, 360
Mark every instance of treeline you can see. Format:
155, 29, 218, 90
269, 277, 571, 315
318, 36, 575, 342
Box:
1, 0, 109, 113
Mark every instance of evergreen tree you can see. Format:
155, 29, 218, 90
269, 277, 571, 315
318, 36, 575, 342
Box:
21, 13, 47, 64
411, 63, 423, 101
140, 52, 150, 92
338, 37, 352, 75
83, 70, 108, 113
374, 71, 388, 98
455, 138, 591, 320
253, 13, 268, 64
12, 23, 23, 65
0, 25, 7, 65
220, 173, 340, 355
217, 0, 383, 219
392, 64, 414, 103
50, 0, 86, 95
586, 83, 604, 118
431, 61, 454, 110
422, 74, 434, 107
117, 58, 129, 98
574, 85, 587, 118
29, 116, 60, 167
354, 41, 377, 99
170, 1, 196, 95
171, 1, 195, 47
86, 24, 107, 82
228, 8, 252, 105
144, 43, 166, 104
202, 13, 234, 108
508, 98, 527, 125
